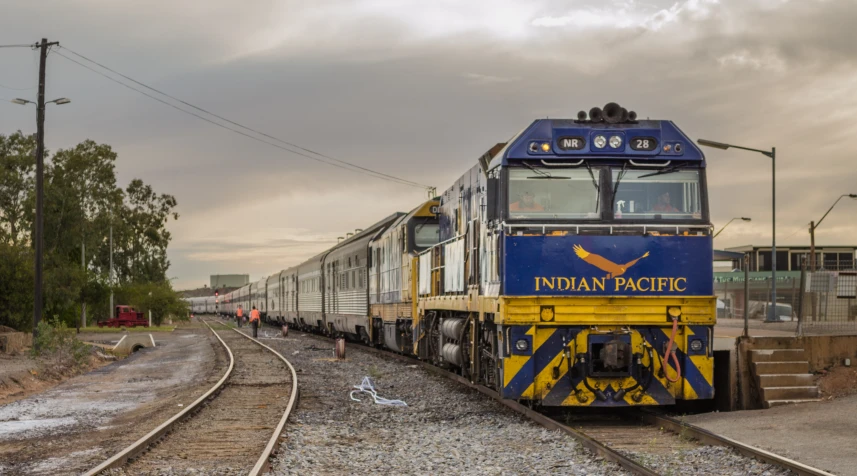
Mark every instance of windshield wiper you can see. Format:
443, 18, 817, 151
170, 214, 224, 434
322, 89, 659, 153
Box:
521, 162, 570, 179
638, 164, 684, 178
611, 162, 628, 208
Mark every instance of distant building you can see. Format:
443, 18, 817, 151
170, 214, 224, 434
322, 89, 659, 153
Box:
210, 274, 249, 289
725, 245, 857, 272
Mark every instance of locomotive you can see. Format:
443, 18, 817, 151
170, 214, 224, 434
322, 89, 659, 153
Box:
189, 103, 715, 407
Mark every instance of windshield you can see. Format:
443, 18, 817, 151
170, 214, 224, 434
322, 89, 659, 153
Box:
414, 222, 440, 248
611, 168, 701, 220
508, 167, 601, 219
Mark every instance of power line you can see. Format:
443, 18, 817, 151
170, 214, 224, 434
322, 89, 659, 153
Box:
57, 46, 432, 190
54, 51, 425, 189
0, 44, 34, 48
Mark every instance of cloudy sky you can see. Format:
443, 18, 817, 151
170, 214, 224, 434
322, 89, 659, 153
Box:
2, 0, 856, 289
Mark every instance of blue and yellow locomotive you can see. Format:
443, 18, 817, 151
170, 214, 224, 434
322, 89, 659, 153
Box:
206, 102, 714, 408
414, 103, 715, 406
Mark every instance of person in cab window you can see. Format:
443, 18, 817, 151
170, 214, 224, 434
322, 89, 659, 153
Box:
651, 191, 679, 213
510, 191, 544, 212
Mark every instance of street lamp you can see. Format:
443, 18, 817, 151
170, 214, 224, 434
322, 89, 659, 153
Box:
809, 194, 857, 270
699, 138, 777, 318
12, 95, 70, 347
12, 97, 71, 106
714, 217, 752, 238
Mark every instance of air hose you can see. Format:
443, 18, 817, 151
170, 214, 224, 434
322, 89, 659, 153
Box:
662, 317, 681, 383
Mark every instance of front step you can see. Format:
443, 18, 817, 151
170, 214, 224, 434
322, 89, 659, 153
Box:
761, 386, 819, 401
754, 361, 810, 375
765, 398, 823, 409
757, 373, 815, 387
750, 349, 806, 362
749, 348, 821, 409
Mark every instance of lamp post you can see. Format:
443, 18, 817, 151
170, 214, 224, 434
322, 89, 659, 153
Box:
11, 85, 68, 347
809, 194, 857, 271
699, 139, 777, 319
714, 217, 752, 238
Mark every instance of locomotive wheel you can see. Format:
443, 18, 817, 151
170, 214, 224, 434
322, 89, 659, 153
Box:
426, 312, 440, 364
334, 337, 346, 360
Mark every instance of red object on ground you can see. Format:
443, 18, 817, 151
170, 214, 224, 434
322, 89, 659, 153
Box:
97, 305, 149, 328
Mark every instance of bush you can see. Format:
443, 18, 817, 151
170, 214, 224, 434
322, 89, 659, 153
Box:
32, 317, 92, 378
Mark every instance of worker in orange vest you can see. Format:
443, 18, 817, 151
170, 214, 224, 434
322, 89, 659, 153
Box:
236, 305, 243, 328
250, 306, 261, 338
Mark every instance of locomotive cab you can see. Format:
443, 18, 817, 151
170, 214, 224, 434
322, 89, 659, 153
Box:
421, 103, 716, 407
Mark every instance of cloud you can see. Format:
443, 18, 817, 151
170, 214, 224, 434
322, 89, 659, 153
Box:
462, 72, 521, 85
2, 0, 857, 289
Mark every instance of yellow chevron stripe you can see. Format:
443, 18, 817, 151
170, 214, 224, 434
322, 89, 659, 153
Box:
502, 325, 535, 388
503, 355, 530, 388
533, 327, 555, 353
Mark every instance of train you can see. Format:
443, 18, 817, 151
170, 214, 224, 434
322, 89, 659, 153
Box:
188, 103, 716, 407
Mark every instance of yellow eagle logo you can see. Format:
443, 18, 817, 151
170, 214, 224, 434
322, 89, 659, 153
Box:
573, 244, 650, 279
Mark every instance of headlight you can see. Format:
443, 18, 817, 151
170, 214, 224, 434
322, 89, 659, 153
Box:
593, 135, 607, 149
690, 339, 703, 352
609, 135, 623, 149
515, 339, 529, 351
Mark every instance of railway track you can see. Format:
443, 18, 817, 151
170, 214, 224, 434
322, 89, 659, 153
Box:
84, 320, 298, 476
253, 319, 833, 476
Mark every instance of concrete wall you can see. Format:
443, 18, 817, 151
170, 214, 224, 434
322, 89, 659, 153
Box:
743, 335, 857, 371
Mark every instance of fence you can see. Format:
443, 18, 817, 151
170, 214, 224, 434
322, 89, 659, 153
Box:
714, 260, 857, 335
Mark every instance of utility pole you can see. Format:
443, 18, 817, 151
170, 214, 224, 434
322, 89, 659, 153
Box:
771, 147, 777, 321
33, 38, 59, 349
81, 240, 86, 328
109, 223, 114, 317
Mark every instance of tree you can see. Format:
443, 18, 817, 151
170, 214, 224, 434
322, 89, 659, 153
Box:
120, 281, 187, 326
124, 179, 178, 283
0, 132, 36, 246
0, 135, 181, 330
0, 243, 34, 330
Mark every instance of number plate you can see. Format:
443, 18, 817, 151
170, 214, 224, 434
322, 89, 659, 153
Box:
630, 137, 658, 151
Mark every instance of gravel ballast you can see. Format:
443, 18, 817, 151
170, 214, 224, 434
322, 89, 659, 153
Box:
242, 326, 629, 476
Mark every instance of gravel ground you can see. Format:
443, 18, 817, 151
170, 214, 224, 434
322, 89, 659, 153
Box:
0, 323, 223, 475
242, 324, 630, 476
624, 445, 793, 476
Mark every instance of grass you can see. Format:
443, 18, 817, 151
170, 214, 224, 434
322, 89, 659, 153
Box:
78, 325, 176, 333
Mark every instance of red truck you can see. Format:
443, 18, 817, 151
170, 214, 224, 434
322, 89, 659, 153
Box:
98, 305, 149, 328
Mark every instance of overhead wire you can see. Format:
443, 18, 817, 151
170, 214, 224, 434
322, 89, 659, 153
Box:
55, 46, 431, 190
54, 50, 424, 189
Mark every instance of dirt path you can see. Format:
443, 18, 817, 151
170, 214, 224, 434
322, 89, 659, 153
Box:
0, 323, 224, 475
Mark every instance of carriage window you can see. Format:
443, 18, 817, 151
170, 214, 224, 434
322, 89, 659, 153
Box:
611, 168, 701, 220
414, 222, 440, 249
508, 167, 601, 219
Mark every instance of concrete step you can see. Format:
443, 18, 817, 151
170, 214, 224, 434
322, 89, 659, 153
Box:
764, 398, 823, 409
754, 361, 809, 375
761, 386, 820, 401
750, 349, 806, 363
757, 373, 816, 387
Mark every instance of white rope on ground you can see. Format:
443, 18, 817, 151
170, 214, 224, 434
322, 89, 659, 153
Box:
349, 376, 407, 406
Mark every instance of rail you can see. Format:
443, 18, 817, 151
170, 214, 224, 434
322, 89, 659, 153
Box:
83, 319, 298, 476
272, 320, 835, 476
231, 326, 300, 475
638, 410, 836, 476
280, 323, 656, 476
